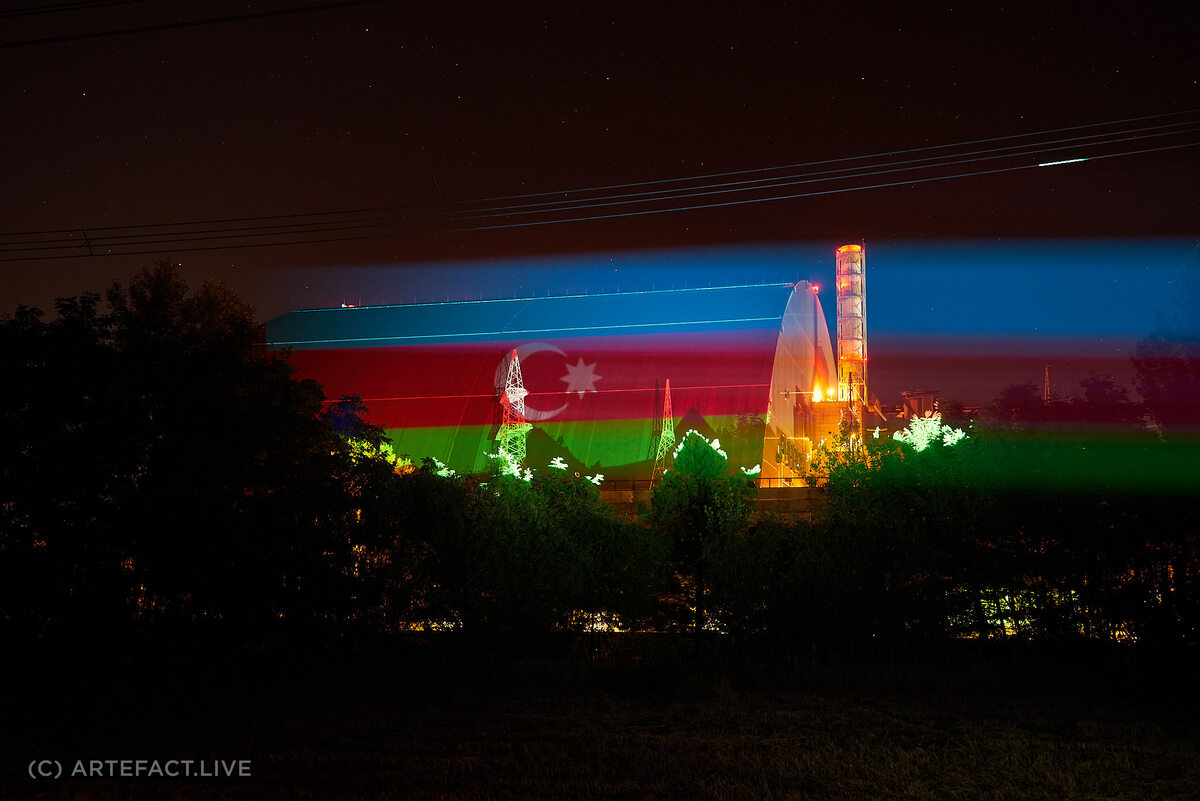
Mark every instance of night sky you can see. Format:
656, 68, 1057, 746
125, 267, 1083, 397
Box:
3, 1, 1198, 404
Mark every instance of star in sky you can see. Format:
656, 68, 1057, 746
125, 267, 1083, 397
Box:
561, 358, 601, 398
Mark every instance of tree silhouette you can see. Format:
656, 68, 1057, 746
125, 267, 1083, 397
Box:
0, 262, 388, 652
1134, 331, 1200, 433
1130, 260, 1200, 432
647, 431, 757, 636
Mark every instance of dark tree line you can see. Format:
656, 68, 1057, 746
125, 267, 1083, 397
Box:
982, 373, 1148, 429
1, 264, 379, 650
3, 265, 1197, 662
810, 427, 1198, 649
0, 264, 667, 655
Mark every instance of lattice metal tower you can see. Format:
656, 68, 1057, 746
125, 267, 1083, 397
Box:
650, 379, 675, 487
835, 243, 867, 406
497, 349, 533, 466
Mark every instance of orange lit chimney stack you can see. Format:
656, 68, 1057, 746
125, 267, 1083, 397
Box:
834, 243, 866, 406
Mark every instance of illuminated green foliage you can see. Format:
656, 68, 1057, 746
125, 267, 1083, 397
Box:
427, 456, 456, 478
892, 413, 968, 452
484, 449, 526, 480
349, 435, 414, 474
669, 430, 729, 478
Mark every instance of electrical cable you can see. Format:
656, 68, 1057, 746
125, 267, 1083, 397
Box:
1, 212, 417, 251
3, 109, 1194, 244
456, 108, 1200, 204
0, 0, 149, 20
0, 218, 417, 254
459, 117, 1198, 215
0, 118, 1196, 260
449, 140, 1200, 233
0, 204, 407, 238
450, 125, 1200, 222
0, 0, 388, 48
0, 230, 418, 262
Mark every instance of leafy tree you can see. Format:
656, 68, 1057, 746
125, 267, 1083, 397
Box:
938, 398, 970, 429
983, 382, 1065, 427
647, 431, 757, 636
1076, 373, 1145, 428
410, 460, 665, 646
1133, 259, 1199, 434
983, 375, 1145, 431
806, 422, 977, 647
0, 293, 142, 644
0, 262, 392, 651
1133, 284, 1200, 433
809, 397, 1200, 649
325, 395, 389, 448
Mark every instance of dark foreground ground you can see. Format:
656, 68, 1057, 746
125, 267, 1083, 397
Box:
3, 639, 1199, 800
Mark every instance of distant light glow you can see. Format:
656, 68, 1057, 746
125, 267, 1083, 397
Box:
812, 385, 824, 403
1037, 157, 1088, 167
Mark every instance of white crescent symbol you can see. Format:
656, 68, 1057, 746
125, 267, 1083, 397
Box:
493, 341, 570, 422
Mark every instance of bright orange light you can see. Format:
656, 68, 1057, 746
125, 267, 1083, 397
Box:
812, 385, 823, 403
836, 244, 862, 254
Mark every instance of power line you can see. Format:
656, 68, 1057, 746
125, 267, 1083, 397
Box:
0, 214, 418, 254
0, 0, 149, 20
0, 229, 416, 262
457, 108, 1200, 204
4, 109, 1192, 245
0, 208, 418, 246
452, 124, 1200, 222
1, 118, 1197, 261
459, 118, 1200, 216
0, 0, 388, 48
450, 140, 1200, 233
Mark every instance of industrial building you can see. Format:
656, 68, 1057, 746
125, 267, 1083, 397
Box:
265, 246, 867, 484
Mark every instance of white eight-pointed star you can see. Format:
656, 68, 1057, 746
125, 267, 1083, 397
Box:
560, 358, 601, 398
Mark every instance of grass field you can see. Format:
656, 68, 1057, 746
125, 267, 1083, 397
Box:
4, 645, 1199, 800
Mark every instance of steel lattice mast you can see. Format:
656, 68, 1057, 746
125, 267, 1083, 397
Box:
497, 348, 533, 467
650, 379, 675, 486
835, 243, 867, 407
